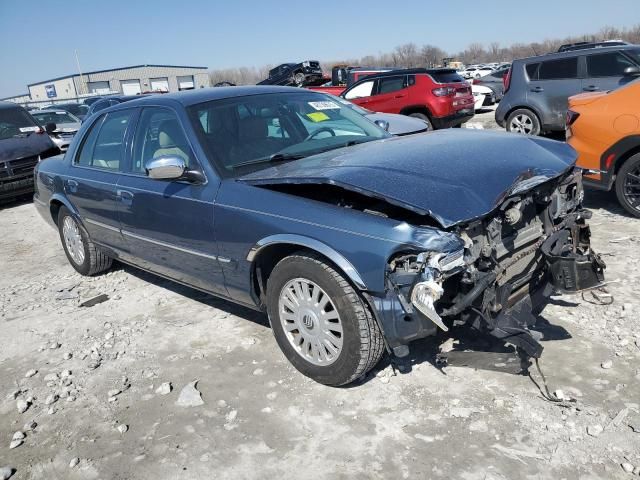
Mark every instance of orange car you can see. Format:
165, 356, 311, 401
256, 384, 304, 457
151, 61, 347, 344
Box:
567, 78, 640, 217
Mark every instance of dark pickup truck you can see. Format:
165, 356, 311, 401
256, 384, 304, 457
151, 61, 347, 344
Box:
257, 61, 324, 87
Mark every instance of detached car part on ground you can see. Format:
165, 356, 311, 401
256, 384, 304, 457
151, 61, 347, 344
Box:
34, 87, 604, 386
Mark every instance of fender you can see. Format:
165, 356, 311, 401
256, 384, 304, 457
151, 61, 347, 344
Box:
247, 234, 368, 290
47, 192, 81, 226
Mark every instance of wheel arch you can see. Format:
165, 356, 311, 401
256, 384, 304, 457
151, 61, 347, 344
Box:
247, 234, 368, 307
49, 193, 80, 226
600, 135, 640, 189
503, 105, 543, 125
399, 104, 433, 120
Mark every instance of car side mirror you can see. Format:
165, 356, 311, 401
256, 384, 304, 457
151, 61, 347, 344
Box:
623, 66, 640, 76
45, 122, 57, 134
145, 155, 206, 183
374, 119, 390, 131
146, 156, 187, 180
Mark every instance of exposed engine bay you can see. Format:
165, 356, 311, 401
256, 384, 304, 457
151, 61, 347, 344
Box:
385, 169, 606, 358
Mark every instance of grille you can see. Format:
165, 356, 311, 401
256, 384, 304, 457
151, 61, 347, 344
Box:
0, 155, 38, 180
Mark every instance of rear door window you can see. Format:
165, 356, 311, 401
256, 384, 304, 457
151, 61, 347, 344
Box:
536, 57, 578, 80
75, 110, 133, 171
377, 76, 405, 95
586, 51, 635, 77
525, 63, 540, 79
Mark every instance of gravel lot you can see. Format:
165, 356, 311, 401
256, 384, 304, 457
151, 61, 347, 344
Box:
1, 114, 639, 479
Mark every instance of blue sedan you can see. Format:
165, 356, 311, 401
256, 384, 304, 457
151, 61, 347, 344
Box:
34, 86, 604, 385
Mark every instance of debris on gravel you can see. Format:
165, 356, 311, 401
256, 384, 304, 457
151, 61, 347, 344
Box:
24, 369, 37, 378
0, 467, 15, 480
155, 382, 172, 395
69, 457, 79, 468
175, 381, 204, 407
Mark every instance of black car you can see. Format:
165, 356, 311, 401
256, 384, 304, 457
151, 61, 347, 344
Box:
257, 61, 324, 87
0, 102, 59, 200
472, 66, 510, 102
47, 103, 89, 121
496, 43, 640, 135
85, 95, 143, 119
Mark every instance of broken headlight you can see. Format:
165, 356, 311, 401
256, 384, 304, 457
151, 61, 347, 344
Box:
408, 250, 465, 332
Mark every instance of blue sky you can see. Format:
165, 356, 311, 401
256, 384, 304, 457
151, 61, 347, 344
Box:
0, 0, 638, 97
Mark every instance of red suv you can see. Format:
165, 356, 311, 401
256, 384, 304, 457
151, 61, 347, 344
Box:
340, 68, 475, 129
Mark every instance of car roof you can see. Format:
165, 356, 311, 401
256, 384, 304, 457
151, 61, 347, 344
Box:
0, 101, 25, 110
514, 43, 639, 63
349, 68, 459, 80
33, 109, 69, 114
107, 86, 312, 109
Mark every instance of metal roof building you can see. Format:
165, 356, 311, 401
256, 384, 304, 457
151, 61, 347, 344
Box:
24, 64, 210, 104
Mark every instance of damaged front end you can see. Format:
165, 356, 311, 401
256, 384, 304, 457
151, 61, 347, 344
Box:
379, 169, 605, 359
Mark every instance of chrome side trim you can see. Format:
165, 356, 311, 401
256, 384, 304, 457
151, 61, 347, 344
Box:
120, 229, 221, 261
84, 217, 120, 233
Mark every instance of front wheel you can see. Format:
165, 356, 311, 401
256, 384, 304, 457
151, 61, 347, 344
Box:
57, 206, 113, 276
266, 253, 385, 386
506, 108, 541, 136
615, 153, 640, 218
408, 112, 433, 131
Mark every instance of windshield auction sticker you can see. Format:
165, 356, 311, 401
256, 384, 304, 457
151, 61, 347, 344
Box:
308, 101, 340, 110
19, 126, 40, 133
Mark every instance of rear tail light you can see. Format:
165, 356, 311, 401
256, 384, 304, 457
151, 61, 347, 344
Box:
432, 87, 456, 97
472, 78, 481, 84
503, 68, 511, 93
566, 110, 580, 126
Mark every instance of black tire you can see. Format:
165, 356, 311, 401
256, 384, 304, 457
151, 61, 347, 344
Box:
292, 72, 306, 86
57, 206, 112, 276
506, 108, 541, 136
266, 253, 385, 386
615, 153, 640, 218
408, 112, 433, 131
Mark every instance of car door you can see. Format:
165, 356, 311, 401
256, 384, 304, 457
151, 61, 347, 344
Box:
582, 50, 638, 92
66, 109, 133, 249
527, 56, 580, 129
116, 105, 227, 295
364, 75, 407, 113
341, 80, 376, 108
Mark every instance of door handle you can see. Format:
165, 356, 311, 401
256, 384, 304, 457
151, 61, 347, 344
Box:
117, 189, 134, 205
66, 179, 78, 193
394, 94, 406, 99
583, 85, 599, 92
530, 87, 544, 93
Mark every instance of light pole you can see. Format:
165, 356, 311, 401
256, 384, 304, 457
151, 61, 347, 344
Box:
75, 50, 86, 98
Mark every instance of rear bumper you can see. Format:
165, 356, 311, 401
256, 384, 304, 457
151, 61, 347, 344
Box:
432, 109, 474, 129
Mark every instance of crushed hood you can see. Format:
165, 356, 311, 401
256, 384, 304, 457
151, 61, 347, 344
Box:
239, 129, 577, 228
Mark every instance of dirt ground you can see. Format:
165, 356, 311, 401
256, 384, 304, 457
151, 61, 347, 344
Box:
1, 114, 640, 479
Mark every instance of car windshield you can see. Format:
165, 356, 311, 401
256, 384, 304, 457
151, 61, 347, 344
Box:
0, 107, 39, 141
189, 91, 390, 176
32, 111, 78, 125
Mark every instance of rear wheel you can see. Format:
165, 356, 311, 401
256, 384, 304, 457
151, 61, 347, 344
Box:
293, 72, 306, 86
408, 112, 433, 131
506, 108, 540, 136
615, 153, 640, 218
57, 206, 112, 276
266, 253, 385, 386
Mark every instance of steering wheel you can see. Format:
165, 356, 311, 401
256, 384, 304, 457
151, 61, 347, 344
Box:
304, 127, 336, 141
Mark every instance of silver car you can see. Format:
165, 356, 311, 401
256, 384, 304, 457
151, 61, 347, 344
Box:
31, 110, 81, 152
